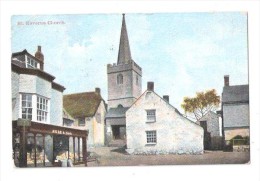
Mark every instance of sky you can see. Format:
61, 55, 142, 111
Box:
11, 13, 248, 113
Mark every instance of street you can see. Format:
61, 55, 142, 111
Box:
85, 146, 250, 167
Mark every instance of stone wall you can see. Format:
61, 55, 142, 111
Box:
126, 91, 204, 155
107, 61, 142, 109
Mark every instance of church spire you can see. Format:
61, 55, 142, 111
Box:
117, 14, 132, 65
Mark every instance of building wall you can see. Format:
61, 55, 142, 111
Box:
224, 127, 249, 141
132, 70, 142, 99
19, 74, 37, 93
84, 117, 94, 146
12, 72, 63, 126
12, 71, 20, 120
107, 62, 142, 109
199, 112, 220, 137
93, 101, 106, 146
78, 102, 106, 147
223, 104, 249, 128
50, 89, 63, 126
126, 91, 204, 154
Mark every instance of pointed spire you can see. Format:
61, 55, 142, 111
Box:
117, 14, 132, 64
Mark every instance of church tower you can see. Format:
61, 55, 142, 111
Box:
107, 14, 142, 109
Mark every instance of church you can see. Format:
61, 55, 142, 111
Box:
105, 14, 142, 146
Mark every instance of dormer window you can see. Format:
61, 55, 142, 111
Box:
26, 56, 39, 69
117, 74, 123, 85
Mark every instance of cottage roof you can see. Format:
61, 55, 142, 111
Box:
106, 106, 130, 118
222, 85, 249, 103
63, 92, 103, 118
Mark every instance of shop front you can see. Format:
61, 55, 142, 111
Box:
12, 119, 88, 167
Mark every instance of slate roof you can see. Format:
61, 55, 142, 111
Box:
63, 92, 103, 118
106, 106, 129, 118
222, 85, 249, 103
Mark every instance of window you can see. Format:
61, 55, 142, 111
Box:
21, 94, 32, 120
26, 57, 38, 69
117, 74, 123, 84
37, 96, 48, 122
146, 109, 156, 122
136, 75, 139, 85
78, 118, 85, 126
146, 131, 157, 144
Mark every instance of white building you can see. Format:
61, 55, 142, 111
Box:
12, 46, 89, 167
126, 82, 204, 155
12, 46, 65, 125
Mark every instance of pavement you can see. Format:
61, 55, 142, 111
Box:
85, 146, 250, 167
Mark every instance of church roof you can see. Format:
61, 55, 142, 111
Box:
117, 14, 132, 65
106, 106, 130, 118
222, 85, 249, 103
63, 92, 104, 118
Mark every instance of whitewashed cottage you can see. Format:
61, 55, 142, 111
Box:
126, 82, 204, 155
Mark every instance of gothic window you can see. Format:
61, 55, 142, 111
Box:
136, 75, 139, 85
117, 74, 123, 85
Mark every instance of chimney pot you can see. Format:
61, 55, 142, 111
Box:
38, 46, 41, 52
224, 75, 229, 86
35, 45, 44, 70
147, 82, 154, 91
163, 95, 169, 103
95, 87, 101, 94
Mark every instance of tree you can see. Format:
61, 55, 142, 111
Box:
181, 89, 220, 121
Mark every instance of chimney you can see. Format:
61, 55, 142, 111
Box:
95, 87, 101, 94
224, 75, 229, 86
147, 82, 154, 91
35, 45, 44, 70
163, 95, 169, 103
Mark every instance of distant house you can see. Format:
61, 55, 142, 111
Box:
126, 82, 204, 155
221, 75, 249, 147
198, 111, 222, 150
63, 88, 106, 147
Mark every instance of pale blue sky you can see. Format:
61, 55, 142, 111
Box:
11, 13, 248, 112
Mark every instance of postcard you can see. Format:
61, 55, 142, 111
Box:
11, 12, 250, 168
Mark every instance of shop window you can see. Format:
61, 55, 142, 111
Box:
44, 135, 53, 167
36, 134, 44, 167
26, 133, 35, 167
